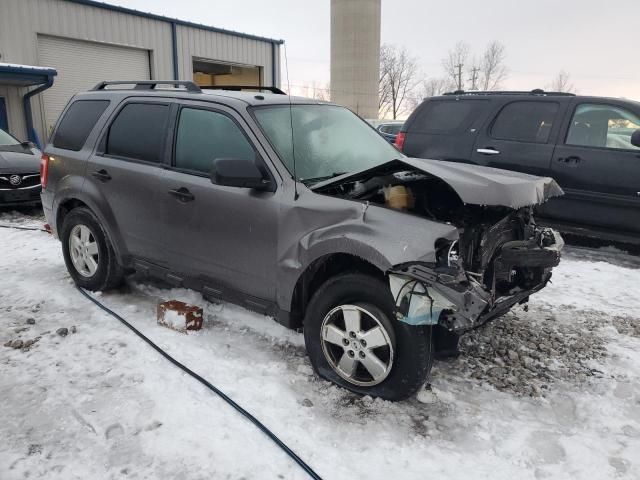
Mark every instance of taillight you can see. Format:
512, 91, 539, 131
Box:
394, 132, 406, 151
40, 154, 50, 189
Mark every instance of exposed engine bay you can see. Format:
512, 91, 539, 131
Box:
314, 161, 564, 332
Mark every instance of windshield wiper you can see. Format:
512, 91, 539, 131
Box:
301, 172, 349, 186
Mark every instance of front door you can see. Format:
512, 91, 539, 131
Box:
87, 99, 173, 264
158, 103, 279, 304
0, 97, 8, 132
546, 101, 640, 234
471, 100, 565, 177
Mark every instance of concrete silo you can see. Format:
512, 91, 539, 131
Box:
330, 0, 381, 119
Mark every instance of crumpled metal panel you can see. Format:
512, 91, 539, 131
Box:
276, 187, 459, 311
313, 157, 564, 209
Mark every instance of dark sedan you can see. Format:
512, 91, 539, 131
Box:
0, 128, 41, 207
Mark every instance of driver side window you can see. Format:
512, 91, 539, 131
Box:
566, 104, 640, 151
174, 108, 256, 174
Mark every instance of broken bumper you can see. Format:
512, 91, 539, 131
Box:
389, 229, 564, 333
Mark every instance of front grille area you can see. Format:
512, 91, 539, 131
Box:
0, 173, 41, 190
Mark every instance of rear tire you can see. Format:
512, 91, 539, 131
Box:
60, 207, 124, 291
303, 273, 433, 401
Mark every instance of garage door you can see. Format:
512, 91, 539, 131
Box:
38, 35, 150, 135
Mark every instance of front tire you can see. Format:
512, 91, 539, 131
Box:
303, 273, 433, 401
60, 207, 124, 291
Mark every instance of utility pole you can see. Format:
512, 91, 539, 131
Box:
455, 63, 464, 91
469, 66, 480, 90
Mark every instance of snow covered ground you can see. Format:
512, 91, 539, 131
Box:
1, 209, 639, 480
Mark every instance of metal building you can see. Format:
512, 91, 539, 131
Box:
330, 0, 381, 119
0, 0, 283, 147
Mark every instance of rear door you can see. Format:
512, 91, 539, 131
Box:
86, 99, 173, 264
157, 102, 279, 305
545, 100, 640, 233
402, 98, 489, 161
471, 99, 566, 176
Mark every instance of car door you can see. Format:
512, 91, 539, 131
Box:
471, 99, 566, 176
157, 102, 279, 306
403, 98, 490, 162
544, 100, 640, 233
87, 99, 173, 264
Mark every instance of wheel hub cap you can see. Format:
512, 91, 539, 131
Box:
320, 304, 394, 387
69, 224, 99, 278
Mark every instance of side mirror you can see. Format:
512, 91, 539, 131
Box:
21, 141, 35, 149
211, 158, 272, 190
631, 129, 640, 148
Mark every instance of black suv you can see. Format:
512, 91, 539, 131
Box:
41, 81, 563, 401
397, 91, 640, 243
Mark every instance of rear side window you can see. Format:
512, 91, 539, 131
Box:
491, 101, 558, 143
52, 100, 110, 151
380, 124, 402, 135
106, 103, 170, 163
409, 100, 487, 134
174, 108, 255, 174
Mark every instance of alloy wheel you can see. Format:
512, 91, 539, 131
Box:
69, 224, 99, 277
320, 304, 394, 386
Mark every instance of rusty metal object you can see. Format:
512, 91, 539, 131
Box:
157, 300, 203, 332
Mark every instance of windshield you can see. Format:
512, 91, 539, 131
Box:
0, 128, 20, 147
253, 104, 402, 184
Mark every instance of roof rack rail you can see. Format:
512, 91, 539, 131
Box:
91, 80, 202, 92
443, 89, 576, 97
200, 85, 286, 95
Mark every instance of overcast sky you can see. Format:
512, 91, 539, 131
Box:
111, 0, 640, 101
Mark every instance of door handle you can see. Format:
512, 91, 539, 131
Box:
91, 169, 111, 182
556, 156, 582, 164
477, 148, 500, 155
168, 187, 195, 202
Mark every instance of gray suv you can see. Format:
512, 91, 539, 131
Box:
41, 81, 564, 401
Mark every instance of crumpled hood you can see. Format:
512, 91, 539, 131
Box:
313, 157, 564, 209
0, 147, 40, 174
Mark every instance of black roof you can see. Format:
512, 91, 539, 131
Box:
443, 89, 576, 97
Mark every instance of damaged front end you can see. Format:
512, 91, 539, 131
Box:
313, 158, 564, 333
389, 208, 563, 332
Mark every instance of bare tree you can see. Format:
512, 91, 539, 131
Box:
378, 45, 393, 118
442, 41, 470, 91
479, 41, 508, 90
408, 77, 450, 109
548, 70, 576, 93
294, 82, 330, 101
309, 81, 330, 101
379, 44, 419, 119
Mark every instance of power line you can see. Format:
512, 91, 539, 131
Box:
455, 63, 464, 91
469, 66, 480, 90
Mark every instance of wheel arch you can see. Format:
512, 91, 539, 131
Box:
55, 194, 128, 266
288, 252, 387, 328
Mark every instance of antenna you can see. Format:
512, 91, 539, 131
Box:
283, 43, 299, 200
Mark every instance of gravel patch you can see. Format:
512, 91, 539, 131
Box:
446, 309, 609, 397
612, 315, 640, 338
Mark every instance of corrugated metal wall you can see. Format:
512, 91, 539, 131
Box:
0, 0, 280, 141
176, 26, 275, 86
0, 86, 27, 138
